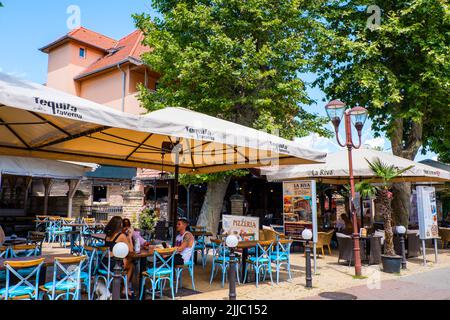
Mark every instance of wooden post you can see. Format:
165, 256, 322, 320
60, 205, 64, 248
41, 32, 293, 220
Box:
23, 177, 33, 215
67, 179, 81, 218
43, 178, 53, 216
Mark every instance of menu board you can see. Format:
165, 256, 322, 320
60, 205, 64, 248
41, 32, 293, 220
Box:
282, 181, 317, 242
417, 186, 439, 239
222, 214, 259, 240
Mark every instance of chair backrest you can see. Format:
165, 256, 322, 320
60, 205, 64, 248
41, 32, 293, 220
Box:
96, 247, 112, 275
273, 240, 292, 261
48, 256, 86, 300
152, 248, 176, 279
254, 241, 273, 266
10, 244, 40, 258
27, 232, 45, 255
3, 258, 44, 300
81, 246, 100, 275
439, 227, 450, 241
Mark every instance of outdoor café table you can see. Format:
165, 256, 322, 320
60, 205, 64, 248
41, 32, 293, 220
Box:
63, 223, 105, 251
3, 237, 28, 246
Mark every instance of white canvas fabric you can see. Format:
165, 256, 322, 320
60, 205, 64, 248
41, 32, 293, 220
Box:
262, 148, 450, 184
0, 73, 326, 174
0, 155, 92, 179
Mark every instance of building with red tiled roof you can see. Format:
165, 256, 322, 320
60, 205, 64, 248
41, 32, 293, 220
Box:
41, 26, 158, 115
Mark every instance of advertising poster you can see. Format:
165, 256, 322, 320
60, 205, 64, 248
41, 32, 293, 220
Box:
417, 186, 439, 239
282, 180, 317, 242
222, 214, 259, 241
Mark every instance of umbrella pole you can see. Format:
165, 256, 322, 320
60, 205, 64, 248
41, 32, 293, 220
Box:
172, 164, 180, 246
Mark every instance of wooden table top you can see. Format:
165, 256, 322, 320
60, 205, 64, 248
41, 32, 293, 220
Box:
130, 247, 177, 259
192, 231, 213, 237
0, 254, 76, 270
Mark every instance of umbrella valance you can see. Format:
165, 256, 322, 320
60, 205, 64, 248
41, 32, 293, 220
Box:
0, 155, 93, 180
0, 73, 326, 174
262, 148, 450, 184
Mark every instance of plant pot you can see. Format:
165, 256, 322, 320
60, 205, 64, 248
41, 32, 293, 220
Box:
381, 255, 402, 273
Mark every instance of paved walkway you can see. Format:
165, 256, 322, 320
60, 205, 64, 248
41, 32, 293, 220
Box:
306, 266, 450, 300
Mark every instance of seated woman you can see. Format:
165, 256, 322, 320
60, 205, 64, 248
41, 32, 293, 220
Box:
122, 218, 150, 250
104, 216, 135, 297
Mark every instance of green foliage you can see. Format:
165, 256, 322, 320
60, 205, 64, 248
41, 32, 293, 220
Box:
137, 208, 159, 233
178, 169, 248, 187
366, 157, 414, 188
310, 0, 449, 160
134, 0, 331, 141
355, 181, 377, 199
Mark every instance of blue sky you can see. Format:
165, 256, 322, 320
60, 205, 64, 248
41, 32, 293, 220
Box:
0, 1, 436, 161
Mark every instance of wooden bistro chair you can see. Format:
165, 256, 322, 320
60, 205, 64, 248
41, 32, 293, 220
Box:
40, 256, 87, 300
244, 241, 274, 288
316, 231, 334, 256
0, 258, 45, 300
140, 248, 177, 301
438, 228, 450, 249
10, 244, 41, 258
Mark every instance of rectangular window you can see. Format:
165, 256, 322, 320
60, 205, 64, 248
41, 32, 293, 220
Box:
79, 47, 86, 58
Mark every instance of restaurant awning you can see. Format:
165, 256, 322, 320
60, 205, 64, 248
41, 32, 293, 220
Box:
0, 155, 93, 180
261, 148, 450, 184
0, 72, 326, 174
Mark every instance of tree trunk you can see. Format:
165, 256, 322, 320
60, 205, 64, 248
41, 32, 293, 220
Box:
389, 117, 423, 230
196, 177, 231, 236
391, 182, 411, 227
378, 189, 396, 256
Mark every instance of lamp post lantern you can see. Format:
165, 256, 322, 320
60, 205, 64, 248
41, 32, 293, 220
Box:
226, 235, 239, 300
302, 229, 313, 288
325, 100, 368, 277
111, 242, 129, 300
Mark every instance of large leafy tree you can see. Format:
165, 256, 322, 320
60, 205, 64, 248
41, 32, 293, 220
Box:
310, 0, 449, 226
134, 0, 330, 233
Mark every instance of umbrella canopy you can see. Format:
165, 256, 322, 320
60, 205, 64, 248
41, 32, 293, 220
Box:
0, 72, 326, 174
262, 148, 450, 184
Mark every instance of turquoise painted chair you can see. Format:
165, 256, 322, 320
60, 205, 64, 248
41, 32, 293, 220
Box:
94, 247, 129, 300
0, 258, 44, 300
243, 241, 274, 287
0, 246, 10, 259
40, 256, 86, 300
209, 241, 240, 288
10, 244, 40, 258
79, 246, 99, 300
175, 241, 196, 293
140, 249, 176, 300
271, 240, 292, 284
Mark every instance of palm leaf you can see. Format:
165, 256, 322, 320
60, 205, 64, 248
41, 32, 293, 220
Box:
365, 157, 415, 187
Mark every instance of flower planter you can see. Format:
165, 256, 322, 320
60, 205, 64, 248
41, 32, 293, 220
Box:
381, 255, 402, 273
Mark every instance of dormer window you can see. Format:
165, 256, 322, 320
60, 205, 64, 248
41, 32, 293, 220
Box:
79, 47, 86, 58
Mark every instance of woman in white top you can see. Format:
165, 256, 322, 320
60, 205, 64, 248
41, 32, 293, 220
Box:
174, 218, 195, 265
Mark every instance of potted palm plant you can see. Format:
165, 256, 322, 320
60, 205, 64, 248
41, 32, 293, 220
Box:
366, 157, 413, 273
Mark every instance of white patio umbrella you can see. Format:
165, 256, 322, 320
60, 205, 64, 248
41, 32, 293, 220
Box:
0, 72, 325, 173
0, 72, 326, 239
262, 148, 450, 184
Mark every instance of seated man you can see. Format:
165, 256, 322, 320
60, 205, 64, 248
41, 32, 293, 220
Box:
174, 218, 195, 266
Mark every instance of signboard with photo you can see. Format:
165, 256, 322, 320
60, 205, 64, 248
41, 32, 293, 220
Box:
417, 186, 439, 240
282, 180, 317, 242
222, 214, 259, 241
